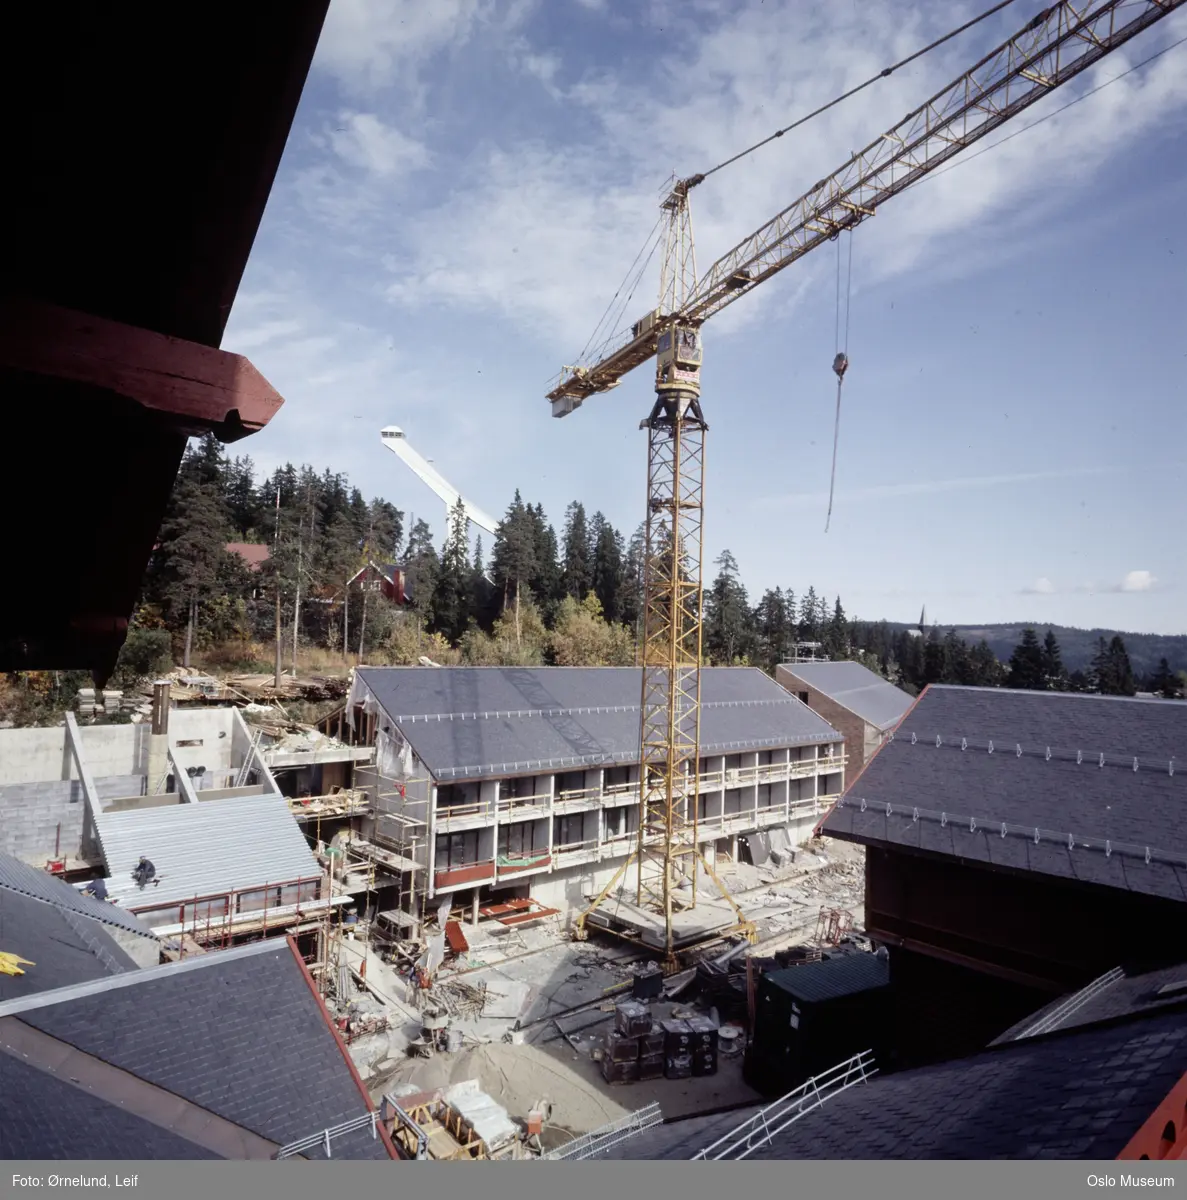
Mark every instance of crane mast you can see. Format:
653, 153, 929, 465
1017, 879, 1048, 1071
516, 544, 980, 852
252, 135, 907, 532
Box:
552, 0, 1184, 964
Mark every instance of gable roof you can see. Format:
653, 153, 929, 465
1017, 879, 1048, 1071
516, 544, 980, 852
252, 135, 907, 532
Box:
96, 793, 321, 912
992, 960, 1187, 1044
600, 1006, 1187, 1159
820, 686, 1187, 902
778, 661, 914, 731
0, 851, 154, 938
765, 952, 890, 1004
355, 666, 842, 781
0, 886, 138, 1002
226, 542, 270, 571
0, 938, 391, 1160
0, 1052, 221, 1160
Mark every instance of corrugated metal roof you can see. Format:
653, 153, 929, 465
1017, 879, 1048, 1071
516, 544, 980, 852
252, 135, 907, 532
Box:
0, 851, 153, 938
765, 951, 890, 1004
357, 666, 841, 780
779, 661, 914, 731
96, 794, 320, 910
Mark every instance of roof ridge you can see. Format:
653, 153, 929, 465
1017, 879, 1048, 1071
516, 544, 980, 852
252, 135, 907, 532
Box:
0, 936, 289, 1019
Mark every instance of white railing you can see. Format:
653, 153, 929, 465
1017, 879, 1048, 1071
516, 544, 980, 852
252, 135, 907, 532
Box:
692, 1051, 878, 1160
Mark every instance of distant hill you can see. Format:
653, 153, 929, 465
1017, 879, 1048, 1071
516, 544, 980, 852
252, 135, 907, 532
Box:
880, 622, 1187, 680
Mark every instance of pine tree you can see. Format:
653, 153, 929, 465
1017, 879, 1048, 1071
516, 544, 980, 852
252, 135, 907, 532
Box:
403, 518, 440, 620
562, 502, 593, 600
590, 514, 625, 623
620, 522, 646, 642
1150, 657, 1184, 699
431, 498, 473, 643
529, 504, 562, 615
1007, 629, 1045, 690
798, 586, 821, 643
705, 550, 754, 665
754, 588, 792, 674
1093, 634, 1137, 696
1040, 629, 1068, 691
824, 597, 848, 659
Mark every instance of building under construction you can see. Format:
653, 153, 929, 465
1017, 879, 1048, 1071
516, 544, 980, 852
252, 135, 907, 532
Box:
332, 666, 847, 949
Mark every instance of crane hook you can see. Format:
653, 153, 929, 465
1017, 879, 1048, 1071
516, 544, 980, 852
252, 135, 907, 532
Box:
832, 352, 849, 381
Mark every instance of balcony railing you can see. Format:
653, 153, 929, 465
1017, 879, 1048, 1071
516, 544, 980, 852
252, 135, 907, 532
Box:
553, 838, 600, 864
434, 858, 496, 890
497, 792, 551, 819
497, 850, 551, 876
435, 799, 492, 830
554, 786, 602, 812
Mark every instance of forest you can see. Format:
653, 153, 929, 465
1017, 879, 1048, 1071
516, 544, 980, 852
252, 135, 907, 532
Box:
5, 435, 1181, 724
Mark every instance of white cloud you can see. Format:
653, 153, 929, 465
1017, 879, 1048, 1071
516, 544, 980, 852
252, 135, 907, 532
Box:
761, 466, 1117, 510
326, 112, 431, 176
314, 0, 511, 95
1117, 570, 1158, 593
1022, 577, 1057, 596
374, 2, 1187, 363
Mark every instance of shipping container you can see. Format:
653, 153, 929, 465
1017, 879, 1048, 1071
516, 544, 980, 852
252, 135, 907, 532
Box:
660, 1018, 693, 1054
743, 950, 890, 1096
664, 1052, 692, 1080
639, 1052, 665, 1081
640, 1028, 666, 1056
602, 1056, 641, 1084
607, 1031, 640, 1062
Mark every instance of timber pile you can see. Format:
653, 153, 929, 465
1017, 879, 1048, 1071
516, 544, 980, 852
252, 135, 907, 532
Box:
223, 673, 350, 703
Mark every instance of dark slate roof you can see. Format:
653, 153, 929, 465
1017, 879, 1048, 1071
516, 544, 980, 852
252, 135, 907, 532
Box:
358, 666, 840, 780
0, 1052, 222, 1160
587, 1105, 767, 1160
992, 960, 1187, 1044
0, 939, 389, 1160
821, 686, 1187, 902
0, 850, 155, 938
0, 886, 137, 1002
766, 951, 890, 1004
600, 1008, 1187, 1159
779, 661, 914, 731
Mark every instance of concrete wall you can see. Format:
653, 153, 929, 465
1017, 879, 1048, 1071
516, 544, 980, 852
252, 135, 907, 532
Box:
0, 773, 143, 863
78, 724, 148, 778
106, 926, 161, 969
168, 708, 236, 780
0, 727, 72, 786
531, 860, 623, 930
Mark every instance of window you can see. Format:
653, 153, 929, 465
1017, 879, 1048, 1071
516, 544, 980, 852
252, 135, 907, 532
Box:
556, 814, 587, 847
499, 823, 545, 857
604, 808, 628, 838
436, 830, 480, 869
501, 777, 536, 800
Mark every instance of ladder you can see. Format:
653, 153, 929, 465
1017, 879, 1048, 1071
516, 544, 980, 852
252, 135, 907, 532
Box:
235, 726, 264, 787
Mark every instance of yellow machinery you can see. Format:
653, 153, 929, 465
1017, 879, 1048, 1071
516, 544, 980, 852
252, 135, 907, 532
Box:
550, 0, 1184, 964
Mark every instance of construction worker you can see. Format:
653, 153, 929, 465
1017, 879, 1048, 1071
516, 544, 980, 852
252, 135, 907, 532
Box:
80, 877, 108, 902
132, 856, 156, 888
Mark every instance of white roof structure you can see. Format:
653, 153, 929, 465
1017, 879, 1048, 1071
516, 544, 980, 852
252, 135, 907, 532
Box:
96, 794, 321, 911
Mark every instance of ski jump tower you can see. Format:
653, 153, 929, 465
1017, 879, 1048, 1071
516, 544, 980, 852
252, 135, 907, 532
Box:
380, 426, 499, 539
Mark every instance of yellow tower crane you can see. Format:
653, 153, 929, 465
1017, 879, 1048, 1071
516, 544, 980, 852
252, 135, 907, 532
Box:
549, 0, 1184, 966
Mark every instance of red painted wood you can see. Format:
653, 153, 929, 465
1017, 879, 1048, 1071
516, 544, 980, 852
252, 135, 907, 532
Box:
0, 297, 283, 437
444, 920, 469, 954
434, 863, 495, 890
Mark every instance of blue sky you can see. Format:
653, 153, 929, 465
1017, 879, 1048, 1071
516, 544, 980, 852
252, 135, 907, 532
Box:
222, 0, 1187, 636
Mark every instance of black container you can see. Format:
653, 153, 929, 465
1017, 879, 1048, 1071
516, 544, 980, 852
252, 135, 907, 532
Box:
691, 1050, 718, 1077
639, 1052, 665, 1081
615, 1000, 652, 1037
664, 1053, 692, 1080
687, 1016, 719, 1051
743, 952, 890, 1097
607, 1031, 640, 1063
640, 1028, 666, 1056
633, 964, 665, 1001
602, 1056, 642, 1084
661, 1018, 692, 1053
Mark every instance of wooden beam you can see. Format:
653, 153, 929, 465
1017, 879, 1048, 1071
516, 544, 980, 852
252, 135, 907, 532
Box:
0, 297, 283, 440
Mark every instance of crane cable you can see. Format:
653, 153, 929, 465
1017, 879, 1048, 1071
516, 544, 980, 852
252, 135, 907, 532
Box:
825, 231, 854, 534
690, 0, 1020, 187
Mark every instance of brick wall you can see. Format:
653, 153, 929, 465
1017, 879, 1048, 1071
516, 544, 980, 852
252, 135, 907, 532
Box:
776, 666, 871, 782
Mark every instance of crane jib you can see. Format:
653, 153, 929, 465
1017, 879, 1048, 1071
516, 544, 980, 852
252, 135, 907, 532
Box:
546, 0, 1184, 407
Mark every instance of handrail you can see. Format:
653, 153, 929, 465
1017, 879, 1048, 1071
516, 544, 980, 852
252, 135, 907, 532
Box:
692, 1050, 878, 1160
274, 1110, 379, 1159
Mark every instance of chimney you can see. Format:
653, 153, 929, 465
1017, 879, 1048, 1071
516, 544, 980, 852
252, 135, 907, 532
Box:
146, 680, 171, 794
